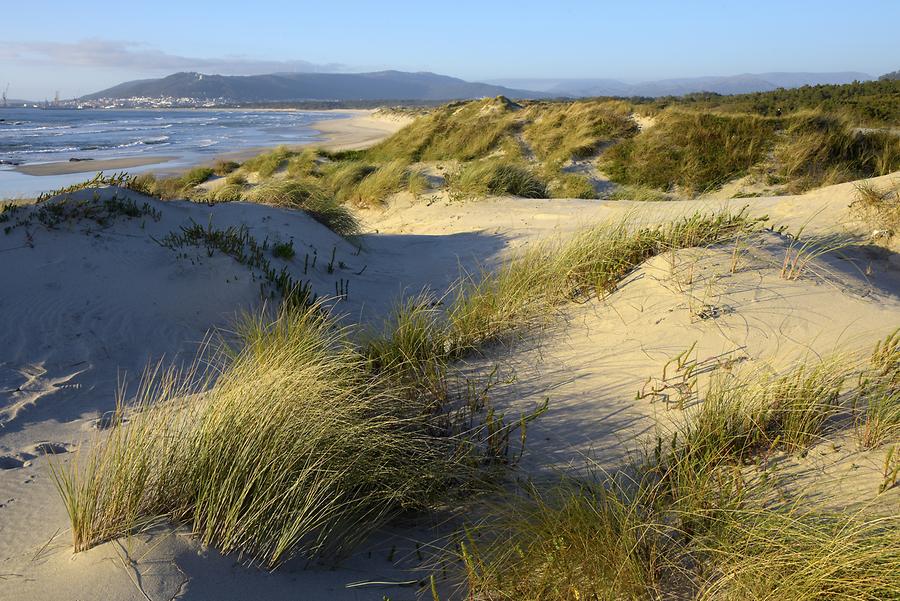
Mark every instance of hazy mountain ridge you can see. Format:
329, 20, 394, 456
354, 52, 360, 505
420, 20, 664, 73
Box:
489, 71, 873, 97
80, 71, 549, 102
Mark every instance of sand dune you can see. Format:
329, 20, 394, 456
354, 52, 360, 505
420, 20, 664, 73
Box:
1, 172, 898, 599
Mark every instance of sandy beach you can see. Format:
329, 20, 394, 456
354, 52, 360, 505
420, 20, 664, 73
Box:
15, 155, 179, 176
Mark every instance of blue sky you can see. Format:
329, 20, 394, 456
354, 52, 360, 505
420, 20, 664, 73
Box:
3, 0, 898, 99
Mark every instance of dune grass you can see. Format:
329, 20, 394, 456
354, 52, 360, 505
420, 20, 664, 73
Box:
54, 210, 762, 570
243, 179, 360, 237
455, 350, 899, 601
54, 305, 475, 566
856, 329, 900, 448
547, 173, 597, 199
600, 111, 777, 197
368, 210, 762, 389
366, 97, 522, 163
352, 159, 418, 207
213, 160, 240, 176
449, 160, 548, 199
850, 179, 900, 240
776, 112, 900, 192
522, 100, 638, 170
240, 145, 294, 178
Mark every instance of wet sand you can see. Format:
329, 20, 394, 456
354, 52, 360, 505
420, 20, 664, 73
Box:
15, 155, 179, 176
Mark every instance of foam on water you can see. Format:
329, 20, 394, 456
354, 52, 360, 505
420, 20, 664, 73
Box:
0, 108, 344, 199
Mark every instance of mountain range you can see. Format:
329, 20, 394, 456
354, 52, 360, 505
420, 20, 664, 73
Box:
78, 70, 876, 104
81, 71, 547, 102
488, 72, 872, 97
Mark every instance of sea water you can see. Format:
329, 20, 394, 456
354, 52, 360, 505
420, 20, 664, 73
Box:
0, 108, 345, 199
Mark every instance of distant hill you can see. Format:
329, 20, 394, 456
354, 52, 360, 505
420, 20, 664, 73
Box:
81, 71, 548, 102
880, 70, 900, 81
488, 72, 873, 98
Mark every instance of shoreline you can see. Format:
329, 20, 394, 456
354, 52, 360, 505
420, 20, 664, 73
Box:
11, 109, 410, 178
14, 155, 180, 176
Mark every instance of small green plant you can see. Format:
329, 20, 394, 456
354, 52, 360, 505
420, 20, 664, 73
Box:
272, 239, 295, 260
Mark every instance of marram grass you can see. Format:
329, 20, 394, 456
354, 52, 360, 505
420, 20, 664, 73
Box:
54, 305, 465, 566
54, 209, 762, 568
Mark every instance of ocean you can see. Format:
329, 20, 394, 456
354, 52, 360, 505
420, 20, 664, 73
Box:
0, 108, 345, 200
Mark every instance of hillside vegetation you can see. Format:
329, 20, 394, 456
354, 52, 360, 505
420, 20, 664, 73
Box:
76, 79, 900, 223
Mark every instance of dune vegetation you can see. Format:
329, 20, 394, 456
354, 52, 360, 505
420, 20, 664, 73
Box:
53, 209, 768, 567
53, 79, 899, 228
456, 334, 900, 600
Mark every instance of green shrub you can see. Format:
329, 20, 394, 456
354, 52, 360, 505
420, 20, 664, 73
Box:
523, 100, 638, 169
450, 160, 548, 199
600, 111, 776, 196
244, 179, 360, 237
548, 173, 597, 199
776, 112, 900, 192
213, 160, 240, 176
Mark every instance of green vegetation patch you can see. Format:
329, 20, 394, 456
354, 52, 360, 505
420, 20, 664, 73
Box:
600, 111, 777, 196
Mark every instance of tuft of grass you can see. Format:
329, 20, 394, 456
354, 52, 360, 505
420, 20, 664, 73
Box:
285, 148, 320, 178
548, 173, 597, 199
271, 239, 295, 260
605, 184, 673, 202
239, 146, 294, 178
856, 329, 900, 448
367, 97, 522, 162
353, 160, 415, 207
213, 160, 240, 176
445, 210, 761, 353
522, 100, 638, 170
600, 111, 776, 197
321, 160, 377, 202
776, 112, 900, 193
454, 347, 899, 601
851, 179, 900, 241
449, 160, 548, 199
54, 304, 471, 566
459, 478, 665, 600
243, 179, 360, 237
695, 508, 899, 601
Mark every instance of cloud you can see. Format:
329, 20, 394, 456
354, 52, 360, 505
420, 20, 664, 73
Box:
0, 38, 347, 75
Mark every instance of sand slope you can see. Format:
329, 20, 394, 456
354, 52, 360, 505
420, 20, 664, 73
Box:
1, 173, 899, 599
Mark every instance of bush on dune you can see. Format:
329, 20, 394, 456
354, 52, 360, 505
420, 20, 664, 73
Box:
523, 100, 638, 169
366, 97, 522, 162
244, 179, 360, 237
776, 112, 900, 192
449, 160, 548, 199
600, 111, 777, 197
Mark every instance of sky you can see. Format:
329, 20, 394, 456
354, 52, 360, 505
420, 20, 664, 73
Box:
3, 0, 899, 100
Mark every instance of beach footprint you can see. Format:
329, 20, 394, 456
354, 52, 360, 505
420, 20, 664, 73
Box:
0, 455, 25, 470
